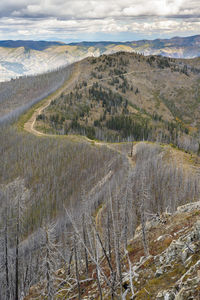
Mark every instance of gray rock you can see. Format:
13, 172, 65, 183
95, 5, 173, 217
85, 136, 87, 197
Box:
164, 291, 175, 300
177, 201, 200, 213
156, 290, 175, 300
159, 255, 165, 264
165, 240, 184, 263
181, 249, 188, 262
155, 268, 163, 277
139, 256, 145, 264
156, 290, 167, 299
195, 220, 200, 240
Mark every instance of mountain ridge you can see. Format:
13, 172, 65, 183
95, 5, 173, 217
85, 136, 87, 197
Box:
0, 34, 200, 82
33, 51, 200, 153
0, 40, 65, 50
1, 34, 199, 49
69, 34, 200, 47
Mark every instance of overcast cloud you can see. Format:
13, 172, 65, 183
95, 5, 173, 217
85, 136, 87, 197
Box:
0, 0, 199, 41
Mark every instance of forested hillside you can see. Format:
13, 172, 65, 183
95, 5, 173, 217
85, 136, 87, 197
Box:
0, 52, 200, 299
36, 52, 200, 153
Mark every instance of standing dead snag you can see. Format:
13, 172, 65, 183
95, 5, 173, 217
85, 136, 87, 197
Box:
74, 232, 81, 300
130, 141, 134, 157
14, 182, 29, 300
67, 247, 74, 276
40, 223, 59, 299
140, 170, 150, 257
15, 200, 19, 300
0, 193, 10, 300
94, 232, 103, 300
82, 214, 89, 278
65, 208, 121, 299
124, 248, 134, 299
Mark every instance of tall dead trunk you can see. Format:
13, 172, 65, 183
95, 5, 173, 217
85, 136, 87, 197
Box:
74, 233, 81, 300
15, 202, 19, 300
5, 206, 9, 300
82, 215, 89, 278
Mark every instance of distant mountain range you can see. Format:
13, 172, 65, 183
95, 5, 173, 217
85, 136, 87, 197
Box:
0, 35, 200, 82
71, 35, 200, 57
0, 40, 64, 51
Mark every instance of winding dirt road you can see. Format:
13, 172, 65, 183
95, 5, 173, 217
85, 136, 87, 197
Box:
24, 63, 80, 136
22, 64, 138, 230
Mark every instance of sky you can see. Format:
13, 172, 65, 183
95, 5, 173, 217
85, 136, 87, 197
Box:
0, 0, 200, 42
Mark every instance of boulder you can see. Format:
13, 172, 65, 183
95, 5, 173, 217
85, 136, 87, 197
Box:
156, 290, 167, 299
164, 291, 175, 300
177, 201, 200, 213
181, 249, 188, 262
156, 290, 175, 300
165, 240, 184, 263
194, 220, 200, 240
155, 268, 163, 277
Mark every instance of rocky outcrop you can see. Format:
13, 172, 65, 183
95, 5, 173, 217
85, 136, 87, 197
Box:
123, 205, 200, 300
24, 202, 200, 299
154, 218, 200, 300
177, 201, 200, 213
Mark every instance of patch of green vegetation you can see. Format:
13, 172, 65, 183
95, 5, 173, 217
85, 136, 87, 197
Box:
136, 262, 186, 299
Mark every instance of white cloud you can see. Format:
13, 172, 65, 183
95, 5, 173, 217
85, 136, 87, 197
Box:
123, 0, 183, 17
0, 0, 199, 40
0, 0, 199, 19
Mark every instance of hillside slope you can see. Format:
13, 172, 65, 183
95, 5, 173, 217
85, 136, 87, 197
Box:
0, 47, 199, 300
36, 52, 200, 152
23, 142, 200, 299
45, 204, 200, 300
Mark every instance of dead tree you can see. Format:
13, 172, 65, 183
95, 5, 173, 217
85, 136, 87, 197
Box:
140, 170, 150, 257
74, 232, 81, 300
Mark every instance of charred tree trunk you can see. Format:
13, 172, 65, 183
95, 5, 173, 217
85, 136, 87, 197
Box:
5, 207, 9, 300
74, 233, 81, 300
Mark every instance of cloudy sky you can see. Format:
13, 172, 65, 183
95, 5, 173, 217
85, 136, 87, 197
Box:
0, 0, 200, 42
